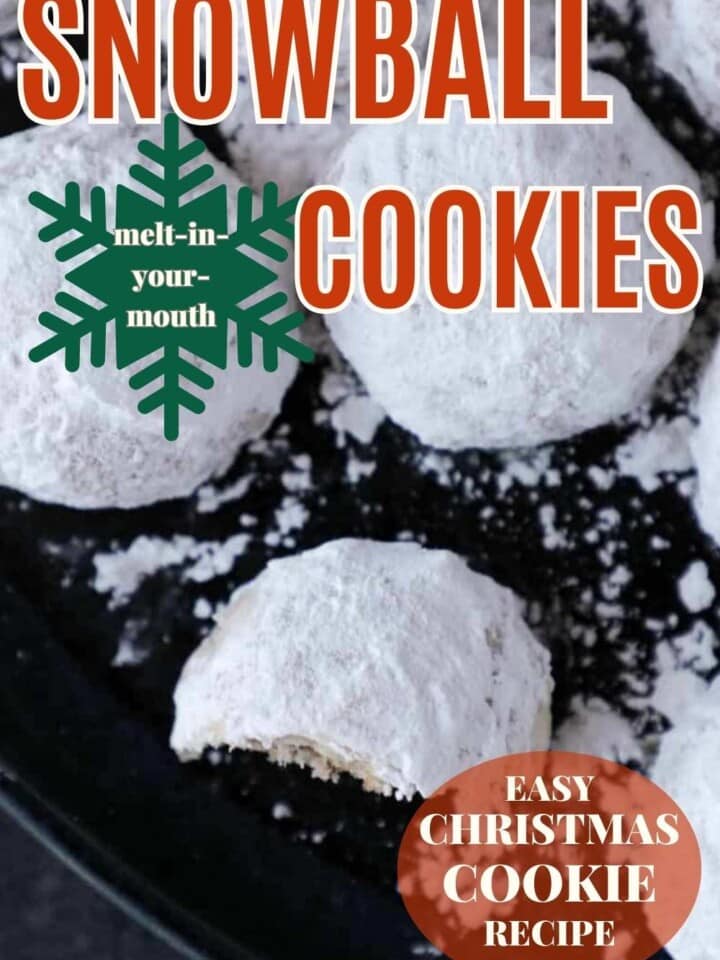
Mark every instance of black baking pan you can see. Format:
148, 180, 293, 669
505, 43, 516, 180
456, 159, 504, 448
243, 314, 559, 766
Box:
0, 2, 715, 957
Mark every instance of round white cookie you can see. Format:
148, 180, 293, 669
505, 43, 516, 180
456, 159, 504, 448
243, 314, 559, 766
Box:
0, 119, 298, 508
691, 341, 720, 544
643, 0, 720, 131
0, 0, 16, 35
652, 679, 720, 960
171, 538, 553, 799
325, 58, 714, 450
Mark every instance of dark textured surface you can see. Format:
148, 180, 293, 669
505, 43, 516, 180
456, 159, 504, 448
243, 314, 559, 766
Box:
0, 809, 178, 960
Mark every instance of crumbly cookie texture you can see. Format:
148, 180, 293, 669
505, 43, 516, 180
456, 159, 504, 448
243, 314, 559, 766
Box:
0, 118, 298, 509
643, 0, 720, 131
325, 58, 714, 451
652, 679, 720, 960
691, 343, 720, 544
171, 538, 553, 799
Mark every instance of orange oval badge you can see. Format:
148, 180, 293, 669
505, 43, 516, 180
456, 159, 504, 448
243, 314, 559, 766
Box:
398, 752, 700, 960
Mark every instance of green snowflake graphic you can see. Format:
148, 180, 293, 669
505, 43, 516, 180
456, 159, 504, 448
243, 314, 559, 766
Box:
28, 114, 314, 441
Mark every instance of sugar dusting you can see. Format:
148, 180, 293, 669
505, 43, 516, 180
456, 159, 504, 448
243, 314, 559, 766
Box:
677, 560, 716, 613
92, 532, 251, 608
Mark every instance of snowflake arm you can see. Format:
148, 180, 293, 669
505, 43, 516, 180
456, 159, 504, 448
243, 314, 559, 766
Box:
130, 114, 214, 211
129, 344, 215, 441
29, 184, 113, 260
231, 292, 313, 371
28, 293, 114, 371
230, 183, 299, 263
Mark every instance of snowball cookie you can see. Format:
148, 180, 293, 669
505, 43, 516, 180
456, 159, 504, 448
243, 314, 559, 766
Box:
171, 538, 553, 799
691, 340, 720, 543
643, 0, 720, 131
0, 120, 298, 508
326, 58, 714, 450
652, 679, 720, 960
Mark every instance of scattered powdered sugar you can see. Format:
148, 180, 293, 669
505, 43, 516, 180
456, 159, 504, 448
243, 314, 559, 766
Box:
313, 366, 382, 482
93, 535, 198, 608
672, 620, 718, 672
112, 617, 152, 668
414, 450, 456, 488
264, 496, 310, 548
281, 454, 313, 492
580, 417, 696, 495
272, 802, 293, 821
677, 560, 716, 613
196, 476, 254, 513
636, 632, 717, 727
330, 394, 385, 447
497, 448, 555, 493
554, 617, 720, 768
538, 504, 570, 551
346, 452, 376, 484
184, 534, 252, 583
193, 597, 214, 621
51, 358, 395, 672
319, 370, 356, 407
614, 417, 694, 492
317, 368, 386, 447
410, 945, 442, 958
